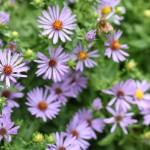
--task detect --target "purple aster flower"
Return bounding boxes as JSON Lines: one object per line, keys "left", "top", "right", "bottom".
{"left": 103, "top": 79, "right": 135, "bottom": 111}
{"left": 98, "top": 0, "right": 120, "bottom": 19}
{"left": 38, "top": 5, "right": 76, "bottom": 44}
{"left": 75, "top": 109, "right": 105, "bottom": 139}
{"left": 65, "top": 71, "right": 87, "bottom": 97}
{"left": 49, "top": 81, "right": 75, "bottom": 106}
{"left": 85, "top": 30, "right": 96, "bottom": 42}
{"left": 0, "top": 11, "right": 9, "bottom": 25}
{"left": 72, "top": 43, "right": 99, "bottom": 72}
{"left": 104, "top": 30, "right": 129, "bottom": 62}
{"left": 0, "top": 106, "right": 12, "bottom": 118}
{"left": 0, "top": 115, "right": 19, "bottom": 142}
{"left": 92, "top": 97, "right": 103, "bottom": 111}
{"left": 0, "top": 50, "right": 28, "bottom": 87}
{"left": 46, "top": 132, "right": 80, "bottom": 150}
{"left": 1, "top": 83, "right": 24, "bottom": 108}
{"left": 66, "top": 115, "right": 93, "bottom": 150}
{"left": 133, "top": 81, "right": 150, "bottom": 109}
{"left": 26, "top": 87, "right": 60, "bottom": 122}
{"left": 35, "top": 46, "right": 69, "bottom": 82}
{"left": 104, "top": 107, "right": 137, "bottom": 134}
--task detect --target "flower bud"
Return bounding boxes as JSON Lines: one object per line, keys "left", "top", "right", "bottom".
{"left": 33, "top": 132, "right": 44, "bottom": 143}
{"left": 92, "top": 98, "right": 102, "bottom": 111}
{"left": 86, "top": 30, "right": 96, "bottom": 42}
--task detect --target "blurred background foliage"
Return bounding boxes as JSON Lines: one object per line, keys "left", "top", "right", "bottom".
{"left": 0, "top": 0, "right": 150, "bottom": 149}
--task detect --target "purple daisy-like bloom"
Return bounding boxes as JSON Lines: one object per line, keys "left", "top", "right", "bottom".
{"left": 0, "top": 114, "right": 19, "bottom": 142}
{"left": 0, "top": 11, "right": 9, "bottom": 25}
{"left": 35, "top": 46, "right": 69, "bottom": 82}
{"left": 72, "top": 43, "right": 99, "bottom": 72}
{"left": 66, "top": 115, "right": 93, "bottom": 150}
{"left": 0, "top": 50, "right": 28, "bottom": 87}
{"left": 38, "top": 5, "right": 76, "bottom": 44}
{"left": 104, "top": 30, "right": 129, "bottom": 62}
{"left": 75, "top": 109, "right": 105, "bottom": 139}
{"left": 49, "top": 81, "right": 74, "bottom": 106}
{"left": 103, "top": 79, "right": 136, "bottom": 111}
{"left": 104, "top": 107, "right": 137, "bottom": 134}
{"left": 92, "top": 97, "right": 103, "bottom": 111}
{"left": 46, "top": 132, "right": 80, "bottom": 150}
{"left": 133, "top": 81, "right": 150, "bottom": 109}
{"left": 65, "top": 71, "right": 88, "bottom": 97}
{"left": 1, "top": 83, "right": 24, "bottom": 108}
{"left": 98, "top": 0, "right": 120, "bottom": 19}
{"left": 85, "top": 30, "right": 96, "bottom": 42}
{"left": 26, "top": 87, "right": 60, "bottom": 122}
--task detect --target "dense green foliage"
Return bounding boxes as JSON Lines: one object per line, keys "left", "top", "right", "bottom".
{"left": 0, "top": 0, "right": 150, "bottom": 149}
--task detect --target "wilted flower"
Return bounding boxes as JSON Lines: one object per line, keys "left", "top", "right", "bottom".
{"left": 1, "top": 83, "right": 24, "bottom": 108}
{"left": 0, "top": 115, "right": 19, "bottom": 142}
{"left": 133, "top": 81, "right": 150, "bottom": 109}
{"left": 92, "top": 97, "right": 103, "bottom": 111}
{"left": 46, "top": 132, "right": 80, "bottom": 150}
{"left": 0, "top": 50, "right": 28, "bottom": 87}
{"left": 104, "top": 30, "right": 129, "bottom": 62}
{"left": 86, "top": 30, "right": 96, "bottom": 42}
{"left": 26, "top": 87, "right": 60, "bottom": 122}
{"left": 35, "top": 46, "right": 69, "bottom": 82}
{"left": 72, "top": 43, "right": 99, "bottom": 71}
{"left": 7, "top": 42, "right": 17, "bottom": 52}
{"left": 104, "top": 107, "right": 137, "bottom": 134}
{"left": 103, "top": 80, "right": 136, "bottom": 111}
{"left": 38, "top": 5, "right": 76, "bottom": 44}
{"left": 0, "top": 11, "right": 9, "bottom": 25}
{"left": 65, "top": 71, "right": 87, "bottom": 97}
{"left": 66, "top": 115, "right": 93, "bottom": 150}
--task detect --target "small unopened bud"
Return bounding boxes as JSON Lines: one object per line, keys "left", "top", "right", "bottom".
{"left": 24, "top": 49, "right": 35, "bottom": 59}
{"left": 46, "top": 134, "right": 55, "bottom": 144}
{"left": 33, "top": 132, "right": 44, "bottom": 143}
{"left": 144, "top": 10, "right": 150, "bottom": 17}
{"left": 86, "top": 30, "right": 96, "bottom": 42}
{"left": 67, "top": 59, "right": 76, "bottom": 69}
{"left": 143, "top": 131, "right": 150, "bottom": 140}
{"left": 126, "top": 60, "right": 136, "bottom": 70}
{"left": 12, "top": 31, "right": 19, "bottom": 37}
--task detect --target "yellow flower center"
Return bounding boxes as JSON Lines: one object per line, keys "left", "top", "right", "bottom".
{"left": 135, "top": 89, "right": 144, "bottom": 100}
{"left": 111, "top": 40, "right": 121, "bottom": 50}
{"left": 52, "top": 20, "right": 63, "bottom": 30}
{"left": 78, "top": 51, "right": 88, "bottom": 60}
{"left": 101, "top": 6, "right": 112, "bottom": 15}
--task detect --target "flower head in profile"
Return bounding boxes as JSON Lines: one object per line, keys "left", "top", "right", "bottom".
{"left": 103, "top": 80, "right": 135, "bottom": 111}
{"left": 65, "top": 71, "right": 87, "bottom": 97}
{"left": 75, "top": 109, "right": 105, "bottom": 139}
{"left": 38, "top": 5, "right": 76, "bottom": 44}
{"left": 0, "top": 11, "right": 9, "bottom": 26}
{"left": 104, "top": 107, "right": 137, "bottom": 134}
{"left": 72, "top": 43, "right": 99, "bottom": 72}
{"left": 35, "top": 46, "right": 69, "bottom": 82}
{"left": 46, "top": 132, "right": 80, "bottom": 150}
{"left": 49, "top": 81, "right": 74, "bottom": 106}
{"left": 104, "top": 30, "right": 129, "bottom": 62}
{"left": 26, "top": 87, "right": 60, "bottom": 122}
{"left": 133, "top": 81, "right": 150, "bottom": 109}
{"left": 98, "top": 0, "right": 120, "bottom": 19}
{"left": 0, "top": 114, "right": 19, "bottom": 142}
{"left": 66, "top": 115, "right": 93, "bottom": 150}
{"left": 92, "top": 97, "right": 103, "bottom": 111}
{"left": 0, "top": 50, "right": 28, "bottom": 87}
{"left": 1, "top": 83, "right": 24, "bottom": 108}
{"left": 141, "top": 108, "right": 150, "bottom": 125}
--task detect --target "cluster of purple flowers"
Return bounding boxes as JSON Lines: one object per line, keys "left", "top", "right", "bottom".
{"left": 47, "top": 98, "right": 104, "bottom": 150}
{"left": 103, "top": 80, "right": 150, "bottom": 133}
